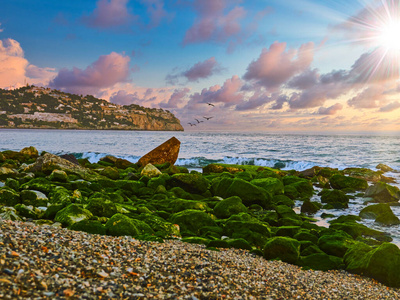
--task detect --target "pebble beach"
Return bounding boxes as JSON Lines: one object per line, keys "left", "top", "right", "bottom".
{"left": 1, "top": 219, "right": 399, "bottom": 299}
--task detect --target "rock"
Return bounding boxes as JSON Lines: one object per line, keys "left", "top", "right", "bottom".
{"left": 0, "top": 188, "right": 20, "bottom": 206}
{"left": 329, "top": 174, "right": 368, "bottom": 191}
{"left": 19, "top": 146, "right": 39, "bottom": 158}
{"left": 86, "top": 198, "right": 118, "bottom": 218}
{"left": 168, "top": 173, "right": 210, "bottom": 194}
{"left": 224, "top": 217, "right": 271, "bottom": 248}
{"left": 273, "top": 195, "right": 294, "bottom": 207}
{"left": 5, "top": 178, "right": 19, "bottom": 191}
{"left": 375, "top": 211, "right": 400, "bottom": 226}
{"left": 300, "top": 253, "right": 343, "bottom": 271}
{"left": 59, "top": 154, "right": 80, "bottom": 165}
{"left": 0, "top": 207, "right": 21, "bottom": 221}
{"left": 293, "top": 230, "right": 319, "bottom": 244}
{"left": 344, "top": 242, "right": 400, "bottom": 287}
{"left": 283, "top": 176, "right": 314, "bottom": 199}
{"left": 169, "top": 209, "right": 216, "bottom": 236}
{"left": 105, "top": 214, "right": 140, "bottom": 237}
{"left": 319, "top": 189, "right": 349, "bottom": 208}
{"left": 20, "top": 190, "right": 48, "bottom": 207}
{"left": 49, "top": 169, "right": 68, "bottom": 182}
{"left": 301, "top": 199, "right": 321, "bottom": 214}
{"left": 212, "top": 177, "right": 272, "bottom": 209}
{"left": 49, "top": 186, "right": 72, "bottom": 205}
{"left": 226, "top": 238, "right": 253, "bottom": 250}
{"left": 275, "top": 205, "right": 301, "bottom": 220}
{"left": 0, "top": 167, "right": 18, "bottom": 180}
{"left": 360, "top": 203, "right": 393, "bottom": 219}
{"left": 135, "top": 213, "right": 180, "bottom": 238}
{"left": 15, "top": 204, "right": 39, "bottom": 219}
{"left": 250, "top": 178, "right": 284, "bottom": 195}
{"left": 376, "top": 164, "right": 394, "bottom": 172}
{"left": 169, "top": 199, "right": 210, "bottom": 213}
{"left": 141, "top": 164, "right": 162, "bottom": 178}
{"left": 54, "top": 204, "right": 93, "bottom": 227}
{"left": 25, "top": 153, "right": 102, "bottom": 181}
{"left": 69, "top": 220, "right": 106, "bottom": 235}
{"left": 263, "top": 237, "right": 301, "bottom": 264}
{"left": 343, "top": 168, "right": 384, "bottom": 182}
{"left": 213, "top": 196, "right": 248, "bottom": 219}
{"left": 100, "top": 166, "right": 120, "bottom": 180}
{"left": 137, "top": 137, "right": 180, "bottom": 167}
{"left": 318, "top": 231, "right": 354, "bottom": 257}
{"left": 364, "top": 182, "right": 400, "bottom": 203}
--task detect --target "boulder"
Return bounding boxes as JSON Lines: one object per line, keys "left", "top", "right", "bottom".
{"left": 100, "top": 166, "right": 120, "bottom": 180}
{"left": 141, "top": 164, "right": 162, "bottom": 178}
{"left": 213, "top": 196, "right": 248, "bottom": 219}
{"left": 263, "top": 237, "right": 301, "bottom": 264}
{"left": 0, "top": 188, "right": 20, "bottom": 206}
{"left": 49, "top": 186, "right": 72, "bottom": 205}
{"left": 135, "top": 213, "right": 180, "bottom": 238}
{"left": 0, "top": 167, "right": 18, "bottom": 180}
{"left": 224, "top": 218, "right": 271, "bottom": 248}
{"left": 49, "top": 169, "right": 69, "bottom": 182}
{"left": 250, "top": 178, "right": 284, "bottom": 195}
{"left": 168, "top": 173, "right": 210, "bottom": 194}
{"left": 344, "top": 242, "right": 400, "bottom": 287}
{"left": 0, "top": 207, "right": 21, "bottom": 221}
{"left": 86, "top": 197, "right": 118, "bottom": 218}
{"left": 320, "top": 189, "right": 349, "bottom": 208}
{"left": 329, "top": 174, "right": 368, "bottom": 191}
{"left": 300, "top": 253, "right": 343, "bottom": 271}
{"left": 20, "top": 190, "right": 48, "bottom": 207}
{"left": 59, "top": 154, "right": 80, "bottom": 165}
{"left": 376, "top": 164, "right": 394, "bottom": 173}
{"left": 169, "top": 209, "right": 216, "bottom": 236}
{"left": 105, "top": 213, "right": 140, "bottom": 237}
{"left": 19, "top": 146, "right": 39, "bottom": 158}
{"left": 25, "top": 152, "right": 102, "bottom": 181}
{"left": 375, "top": 211, "right": 400, "bottom": 226}
{"left": 69, "top": 220, "right": 107, "bottom": 235}
{"left": 137, "top": 137, "right": 180, "bottom": 167}
{"left": 301, "top": 199, "right": 321, "bottom": 214}
{"left": 318, "top": 231, "right": 354, "bottom": 257}
{"left": 54, "top": 204, "right": 93, "bottom": 227}
{"left": 212, "top": 177, "right": 272, "bottom": 208}
{"left": 360, "top": 203, "right": 394, "bottom": 220}
{"left": 364, "top": 182, "right": 400, "bottom": 203}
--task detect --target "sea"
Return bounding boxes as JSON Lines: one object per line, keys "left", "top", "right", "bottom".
{"left": 1, "top": 129, "right": 400, "bottom": 245}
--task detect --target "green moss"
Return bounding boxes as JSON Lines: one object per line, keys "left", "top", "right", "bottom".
{"left": 54, "top": 204, "right": 93, "bottom": 227}
{"left": 300, "top": 253, "right": 343, "bottom": 271}
{"left": 263, "top": 236, "right": 301, "bottom": 264}
{"left": 364, "top": 182, "right": 400, "bottom": 203}
{"left": 329, "top": 174, "right": 368, "bottom": 191}
{"left": 320, "top": 189, "right": 349, "bottom": 208}
{"left": 213, "top": 196, "right": 248, "bottom": 219}
{"left": 69, "top": 219, "right": 107, "bottom": 235}
{"left": 49, "top": 169, "right": 68, "bottom": 182}
{"left": 318, "top": 230, "right": 355, "bottom": 257}
{"left": 169, "top": 209, "right": 216, "bottom": 236}
{"left": 86, "top": 197, "right": 117, "bottom": 218}
{"left": 0, "top": 188, "right": 20, "bottom": 206}
{"left": 301, "top": 199, "right": 321, "bottom": 214}
{"left": 105, "top": 213, "right": 140, "bottom": 237}
{"left": 250, "top": 178, "right": 284, "bottom": 195}
{"left": 168, "top": 173, "right": 210, "bottom": 194}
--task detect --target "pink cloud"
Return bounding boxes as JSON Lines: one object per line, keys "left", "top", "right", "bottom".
{"left": 159, "top": 88, "right": 190, "bottom": 109}
{"left": 82, "top": 0, "right": 137, "bottom": 29}
{"left": 182, "top": 0, "right": 246, "bottom": 45}
{"left": 243, "top": 42, "right": 314, "bottom": 90}
{"left": 49, "top": 52, "right": 130, "bottom": 95}
{"left": 317, "top": 103, "right": 343, "bottom": 115}
{"left": 141, "top": 0, "right": 173, "bottom": 28}
{"left": 380, "top": 101, "right": 400, "bottom": 112}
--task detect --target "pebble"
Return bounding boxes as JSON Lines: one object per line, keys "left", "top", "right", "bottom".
{"left": 0, "top": 219, "right": 399, "bottom": 299}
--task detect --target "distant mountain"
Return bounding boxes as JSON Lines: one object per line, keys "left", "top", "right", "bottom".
{"left": 0, "top": 86, "right": 184, "bottom": 131}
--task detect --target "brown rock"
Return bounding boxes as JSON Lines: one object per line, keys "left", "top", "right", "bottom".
{"left": 138, "top": 137, "right": 181, "bottom": 167}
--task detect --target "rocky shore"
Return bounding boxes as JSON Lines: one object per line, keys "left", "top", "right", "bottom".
{"left": 1, "top": 145, "right": 400, "bottom": 297}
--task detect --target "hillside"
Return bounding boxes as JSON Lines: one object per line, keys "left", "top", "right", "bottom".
{"left": 0, "top": 86, "right": 184, "bottom": 131}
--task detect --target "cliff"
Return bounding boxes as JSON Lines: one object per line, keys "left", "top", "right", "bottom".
{"left": 0, "top": 86, "right": 184, "bottom": 131}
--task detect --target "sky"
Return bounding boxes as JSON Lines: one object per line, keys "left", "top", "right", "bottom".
{"left": 1, "top": 0, "right": 400, "bottom": 132}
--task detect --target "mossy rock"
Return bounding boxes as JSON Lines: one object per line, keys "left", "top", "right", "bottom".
{"left": 300, "top": 199, "right": 321, "bottom": 214}
{"left": 263, "top": 236, "right": 301, "bottom": 264}
{"left": 168, "top": 187, "right": 194, "bottom": 200}
{"left": 48, "top": 186, "right": 72, "bottom": 205}
{"left": 168, "top": 173, "right": 210, "bottom": 194}
{"left": 359, "top": 203, "right": 393, "bottom": 220}
{"left": 300, "top": 253, "right": 344, "bottom": 271}
{"left": 213, "top": 196, "right": 248, "bottom": 219}
{"left": 181, "top": 236, "right": 209, "bottom": 245}
{"left": 329, "top": 174, "right": 368, "bottom": 191}
{"left": 234, "top": 171, "right": 254, "bottom": 181}
{"left": 86, "top": 197, "right": 118, "bottom": 218}
{"left": 20, "top": 178, "right": 55, "bottom": 194}
{"left": 320, "top": 189, "right": 349, "bottom": 208}
{"left": 212, "top": 177, "right": 272, "bottom": 208}
{"left": 49, "top": 169, "right": 68, "bottom": 182}
{"left": 223, "top": 219, "right": 271, "bottom": 248}
{"left": 318, "top": 231, "right": 355, "bottom": 257}
{"left": 375, "top": 211, "right": 400, "bottom": 226}
{"left": 0, "top": 167, "right": 18, "bottom": 180}
{"left": 364, "top": 182, "right": 400, "bottom": 203}
{"left": 287, "top": 181, "right": 314, "bottom": 199}
{"left": 275, "top": 205, "right": 301, "bottom": 220}
{"left": 15, "top": 204, "right": 39, "bottom": 219}
{"left": 301, "top": 244, "right": 324, "bottom": 256}
{"left": 55, "top": 204, "right": 93, "bottom": 227}
{"left": 207, "top": 239, "right": 229, "bottom": 248}
{"left": 226, "top": 238, "right": 253, "bottom": 250}
{"left": 169, "top": 199, "right": 210, "bottom": 213}
{"left": 69, "top": 219, "right": 107, "bottom": 235}
{"left": 43, "top": 203, "right": 67, "bottom": 220}
{"left": 5, "top": 178, "right": 19, "bottom": 191}
{"left": 169, "top": 209, "right": 216, "bottom": 236}
{"left": 116, "top": 180, "right": 145, "bottom": 195}
{"left": 293, "top": 231, "right": 319, "bottom": 244}
{"left": 147, "top": 174, "right": 169, "bottom": 190}
{"left": 277, "top": 217, "right": 303, "bottom": 227}
{"left": 273, "top": 195, "right": 294, "bottom": 207}
{"left": 283, "top": 185, "right": 299, "bottom": 200}
{"left": 20, "top": 190, "right": 48, "bottom": 207}
{"left": 131, "top": 219, "right": 154, "bottom": 235}
{"left": 344, "top": 242, "right": 400, "bottom": 287}
{"left": 105, "top": 213, "right": 140, "bottom": 237}
{"left": 0, "top": 188, "right": 20, "bottom": 206}
{"left": 275, "top": 226, "right": 301, "bottom": 238}
{"left": 135, "top": 213, "right": 180, "bottom": 238}
{"left": 250, "top": 178, "right": 284, "bottom": 195}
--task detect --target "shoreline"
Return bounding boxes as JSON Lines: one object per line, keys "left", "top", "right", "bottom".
{"left": 1, "top": 218, "right": 399, "bottom": 299}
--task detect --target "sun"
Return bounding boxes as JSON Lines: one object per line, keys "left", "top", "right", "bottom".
{"left": 377, "top": 21, "right": 400, "bottom": 51}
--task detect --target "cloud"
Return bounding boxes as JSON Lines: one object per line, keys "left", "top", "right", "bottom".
{"left": 166, "top": 57, "right": 223, "bottom": 84}
{"left": 81, "top": 0, "right": 137, "bottom": 29}
{"left": 49, "top": 52, "right": 130, "bottom": 95}
{"left": 182, "top": 0, "right": 246, "bottom": 46}
{"left": 287, "top": 68, "right": 319, "bottom": 90}
{"left": 243, "top": 42, "right": 314, "bottom": 90}
{"left": 0, "top": 23, "right": 3, "bottom": 33}
{"left": 380, "top": 101, "right": 400, "bottom": 112}
{"left": 317, "top": 103, "right": 343, "bottom": 115}
{"left": 0, "top": 38, "right": 56, "bottom": 88}
{"left": 141, "top": 0, "right": 173, "bottom": 28}
{"left": 347, "top": 86, "right": 385, "bottom": 109}
{"left": 159, "top": 88, "right": 190, "bottom": 109}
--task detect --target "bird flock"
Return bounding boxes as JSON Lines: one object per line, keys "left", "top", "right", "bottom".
{"left": 188, "top": 102, "right": 214, "bottom": 127}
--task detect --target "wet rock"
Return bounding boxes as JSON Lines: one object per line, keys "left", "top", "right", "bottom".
{"left": 0, "top": 188, "right": 20, "bottom": 206}
{"left": 60, "top": 154, "right": 80, "bottom": 165}
{"left": 263, "top": 236, "right": 301, "bottom": 264}
{"left": 169, "top": 209, "right": 216, "bottom": 236}
{"left": 49, "top": 169, "right": 68, "bottom": 182}
{"left": 20, "top": 190, "right": 48, "bottom": 207}
{"left": 86, "top": 197, "right": 118, "bottom": 218}
{"left": 213, "top": 196, "right": 247, "bottom": 219}
{"left": 300, "top": 253, "right": 343, "bottom": 271}
{"left": 54, "top": 204, "right": 93, "bottom": 227}
{"left": 141, "top": 163, "right": 162, "bottom": 178}
{"left": 105, "top": 213, "right": 140, "bottom": 237}
{"left": 329, "top": 174, "right": 368, "bottom": 191}
{"left": 0, "top": 167, "right": 18, "bottom": 180}
{"left": 100, "top": 166, "right": 120, "bottom": 180}
{"left": 376, "top": 164, "right": 394, "bottom": 172}
{"left": 360, "top": 203, "right": 394, "bottom": 220}
{"left": 301, "top": 199, "right": 321, "bottom": 214}
{"left": 136, "top": 213, "right": 180, "bottom": 238}
{"left": 318, "top": 230, "right": 354, "bottom": 258}
{"left": 168, "top": 173, "right": 210, "bottom": 194}
{"left": 137, "top": 136, "right": 181, "bottom": 167}
{"left": 20, "top": 146, "right": 39, "bottom": 158}
{"left": 250, "top": 178, "right": 284, "bottom": 195}
{"left": 364, "top": 182, "right": 400, "bottom": 203}
{"left": 320, "top": 189, "right": 349, "bottom": 209}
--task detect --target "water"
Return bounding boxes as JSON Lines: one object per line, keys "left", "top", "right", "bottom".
{"left": 1, "top": 129, "right": 400, "bottom": 244}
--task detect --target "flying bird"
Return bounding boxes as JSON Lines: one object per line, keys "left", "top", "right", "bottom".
{"left": 206, "top": 102, "right": 215, "bottom": 107}
{"left": 195, "top": 119, "right": 204, "bottom": 123}
{"left": 203, "top": 116, "right": 213, "bottom": 120}
{"left": 188, "top": 122, "right": 196, "bottom": 126}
